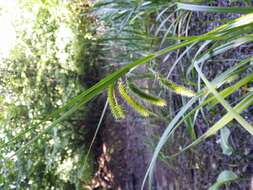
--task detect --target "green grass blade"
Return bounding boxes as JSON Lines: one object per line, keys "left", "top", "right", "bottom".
{"left": 177, "top": 3, "right": 253, "bottom": 14}
{"left": 194, "top": 61, "right": 253, "bottom": 135}
{"left": 210, "top": 71, "right": 253, "bottom": 107}
{"left": 206, "top": 13, "right": 253, "bottom": 35}
{"left": 141, "top": 57, "right": 253, "bottom": 189}
{"left": 170, "top": 92, "right": 253, "bottom": 159}
{"left": 141, "top": 96, "right": 199, "bottom": 190}
{"left": 209, "top": 170, "right": 238, "bottom": 190}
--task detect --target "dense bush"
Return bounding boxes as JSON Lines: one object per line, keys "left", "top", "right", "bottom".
{"left": 0, "top": 0, "right": 96, "bottom": 189}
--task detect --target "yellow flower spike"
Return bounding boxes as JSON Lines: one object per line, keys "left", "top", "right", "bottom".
{"left": 158, "top": 76, "right": 196, "bottom": 97}
{"left": 118, "top": 80, "right": 150, "bottom": 117}
{"left": 107, "top": 84, "right": 125, "bottom": 120}
{"left": 127, "top": 81, "right": 166, "bottom": 107}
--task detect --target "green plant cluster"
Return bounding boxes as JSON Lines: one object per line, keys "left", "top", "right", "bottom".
{"left": 0, "top": 0, "right": 96, "bottom": 189}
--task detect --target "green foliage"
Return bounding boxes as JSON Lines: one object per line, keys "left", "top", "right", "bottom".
{"left": 209, "top": 170, "right": 238, "bottom": 190}
{"left": 1, "top": 0, "right": 253, "bottom": 189}
{"left": 177, "top": 2, "right": 253, "bottom": 13}
{"left": 0, "top": 0, "right": 96, "bottom": 189}
{"left": 92, "top": 2, "right": 253, "bottom": 188}
{"left": 220, "top": 127, "right": 233, "bottom": 156}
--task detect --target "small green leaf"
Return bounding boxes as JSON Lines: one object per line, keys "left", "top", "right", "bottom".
{"left": 209, "top": 170, "right": 238, "bottom": 190}
{"left": 220, "top": 127, "right": 233, "bottom": 156}
{"left": 224, "top": 74, "right": 239, "bottom": 84}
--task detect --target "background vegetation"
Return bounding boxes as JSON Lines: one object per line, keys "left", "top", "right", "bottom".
{"left": 0, "top": 0, "right": 97, "bottom": 189}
